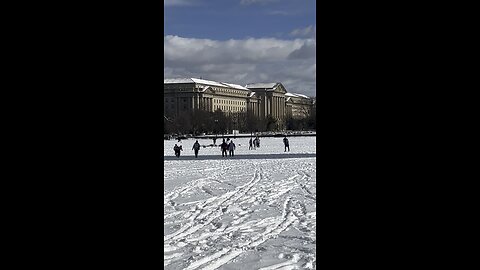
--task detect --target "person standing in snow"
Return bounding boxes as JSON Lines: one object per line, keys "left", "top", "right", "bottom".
{"left": 249, "top": 138, "right": 253, "bottom": 150}
{"left": 220, "top": 139, "right": 228, "bottom": 158}
{"left": 173, "top": 144, "right": 182, "bottom": 158}
{"left": 283, "top": 136, "right": 290, "bottom": 152}
{"left": 228, "top": 140, "right": 236, "bottom": 157}
{"left": 192, "top": 140, "right": 201, "bottom": 158}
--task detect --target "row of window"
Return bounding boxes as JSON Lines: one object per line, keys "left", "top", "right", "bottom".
{"left": 203, "top": 86, "right": 245, "bottom": 96}
{"left": 214, "top": 99, "right": 245, "bottom": 105}
{"left": 165, "top": 98, "right": 247, "bottom": 106}
{"left": 165, "top": 104, "right": 246, "bottom": 112}
{"left": 214, "top": 105, "right": 245, "bottom": 112}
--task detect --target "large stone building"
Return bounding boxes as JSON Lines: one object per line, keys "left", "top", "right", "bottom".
{"left": 164, "top": 78, "right": 314, "bottom": 128}
{"left": 285, "top": 93, "right": 316, "bottom": 119}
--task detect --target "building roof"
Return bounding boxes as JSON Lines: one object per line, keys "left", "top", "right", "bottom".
{"left": 164, "top": 78, "right": 195, "bottom": 84}
{"left": 164, "top": 78, "right": 250, "bottom": 91}
{"left": 294, "top": 93, "right": 310, "bottom": 99}
{"left": 245, "top": 83, "right": 278, "bottom": 89}
{"left": 222, "top": 83, "right": 249, "bottom": 91}
{"left": 285, "top": 93, "right": 311, "bottom": 99}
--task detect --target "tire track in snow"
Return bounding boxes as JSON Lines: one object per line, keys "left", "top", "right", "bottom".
{"left": 294, "top": 170, "right": 315, "bottom": 201}
{"left": 164, "top": 157, "right": 316, "bottom": 270}
{"left": 192, "top": 197, "right": 306, "bottom": 270}
{"left": 164, "top": 168, "right": 263, "bottom": 242}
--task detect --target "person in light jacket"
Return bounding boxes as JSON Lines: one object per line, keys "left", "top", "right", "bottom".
{"left": 228, "top": 140, "right": 236, "bottom": 157}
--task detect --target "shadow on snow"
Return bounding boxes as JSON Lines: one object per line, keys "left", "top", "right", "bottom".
{"left": 163, "top": 153, "right": 316, "bottom": 161}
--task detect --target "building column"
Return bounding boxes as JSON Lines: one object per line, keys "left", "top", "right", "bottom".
{"left": 273, "top": 96, "right": 276, "bottom": 118}
{"left": 278, "top": 97, "right": 281, "bottom": 119}
{"left": 277, "top": 97, "right": 280, "bottom": 127}
{"left": 281, "top": 97, "right": 284, "bottom": 119}
{"left": 276, "top": 96, "right": 279, "bottom": 118}
{"left": 268, "top": 96, "right": 272, "bottom": 116}
{"left": 275, "top": 96, "right": 277, "bottom": 118}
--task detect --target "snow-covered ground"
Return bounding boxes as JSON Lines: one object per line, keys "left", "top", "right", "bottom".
{"left": 164, "top": 137, "right": 316, "bottom": 270}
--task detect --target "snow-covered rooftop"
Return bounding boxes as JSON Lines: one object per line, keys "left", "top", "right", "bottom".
{"left": 164, "top": 78, "right": 251, "bottom": 91}
{"left": 294, "top": 93, "right": 310, "bottom": 99}
{"left": 222, "top": 83, "right": 249, "bottom": 91}
{"left": 285, "top": 93, "right": 311, "bottom": 99}
{"left": 191, "top": 78, "right": 228, "bottom": 88}
{"left": 246, "top": 83, "right": 278, "bottom": 89}
{"left": 164, "top": 78, "right": 195, "bottom": 84}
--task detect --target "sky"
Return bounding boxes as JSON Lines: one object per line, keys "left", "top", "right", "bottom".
{"left": 164, "top": 0, "right": 316, "bottom": 97}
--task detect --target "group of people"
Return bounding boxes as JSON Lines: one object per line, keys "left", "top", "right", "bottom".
{"left": 174, "top": 140, "right": 203, "bottom": 158}
{"left": 173, "top": 144, "right": 183, "bottom": 157}
{"left": 248, "top": 136, "right": 261, "bottom": 150}
{"left": 220, "top": 139, "right": 236, "bottom": 157}
{"left": 172, "top": 136, "right": 290, "bottom": 158}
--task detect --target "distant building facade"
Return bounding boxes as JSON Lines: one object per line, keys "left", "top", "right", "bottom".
{"left": 285, "top": 93, "right": 316, "bottom": 119}
{"left": 164, "top": 78, "right": 314, "bottom": 128}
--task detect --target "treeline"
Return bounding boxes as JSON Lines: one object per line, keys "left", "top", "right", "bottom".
{"left": 285, "top": 106, "right": 316, "bottom": 131}
{"left": 164, "top": 108, "right": 316, "bottom": 135}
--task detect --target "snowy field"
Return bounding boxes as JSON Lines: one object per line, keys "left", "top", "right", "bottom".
{"left": 164, "top": 137, "right": 316, "bottom": 270}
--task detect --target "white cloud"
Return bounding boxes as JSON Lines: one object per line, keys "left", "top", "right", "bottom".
{"left": 164, "top": 35, "right": 316, "bottom": 97}
{"left": 290, "top": 25, "right": 316, "bottom": 39}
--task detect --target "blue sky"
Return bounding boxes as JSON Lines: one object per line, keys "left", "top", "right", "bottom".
{"left": 165, "top": 0, "right": 316, "bottom": 40}
{"left": 164, "top": 0, "right": 316, "bottom": 97}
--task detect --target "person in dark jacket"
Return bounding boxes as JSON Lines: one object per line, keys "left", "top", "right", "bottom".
{"left": 249, "top": 138, "right": 253, "bottom": 150}
{"left": 283, "top": 136, "right": 290, "bottom": 152}
{"left": 174, "top": 144, "right": 182, "bottom": 158}
{"left": 220, "top": 139, "right": 228, "bottom": 157}
{"left": 192, "top": 140, "right": 201, "bottom": 158}
{"left": 228, "top": 140, "right": 236, "bottom": 157}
